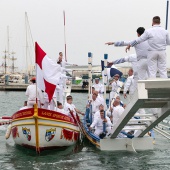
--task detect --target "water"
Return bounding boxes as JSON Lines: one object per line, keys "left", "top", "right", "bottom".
{"left": 0, "top": 91, "right": 170, "bottom": 170}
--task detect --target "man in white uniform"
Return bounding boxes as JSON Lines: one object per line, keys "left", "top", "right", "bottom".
{"left": 108, "top": 54, "right": 138, "bottom": 90}
{"left": 64, "top": 95, "right": 83, "bottom": 117}
{"left": 127, "top": 16, "right": 170, "bottom": 78}
{"left": 93, "top": 90, "right": 105, "bottom": 108}
{"left": 108, "top": 99, "right": 124, "bottom": 125}
{"left": 106, "top": 27, "right": 149, "bottom": 80}
{"left": 43, "top": 92, "right": 56, "bottom": 111}
{"left": 89, "top": 110, "right": 112, "bottom": 136}
{"left": 56, "top": 102, "right": 66, "bottom": 115}
{"left": 57, "top": 52, "right": 77, "bottom": 103}
{"left": 94, "top": 104, "right": 105, "bottom": 119}
{"left": 55, "top": 74, "right": 67, "bottom": 105}
{"left": 88, "top": 92, "right": 103, "bottom": 121}
{"left": 26, "top": 77, "right": 44, "bottom": 108}
{"left": 92, "top": 78, "right": 104, "bottom": 97}
{"left": 57, "top": 52, "right": 77, "bottom": 69}
{"left": 110, "top": 74, "right": 122, "bottom": 102}
{"left": 123, "top": 69, "right": 135, "bottom": 99}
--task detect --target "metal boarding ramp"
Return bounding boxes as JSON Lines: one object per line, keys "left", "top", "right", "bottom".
{"left": 111, "top": 79, "right": 170, "bottom": 138}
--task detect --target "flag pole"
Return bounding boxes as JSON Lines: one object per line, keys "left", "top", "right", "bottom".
{"left": 88, "top": 52, "right": 93, "bottom": 124}
{"left": 35, "top": 42, "right": 38, "bottom": 104}
{"left": 103, "top": 54, "right": 108, "bottom": 133}
{"left": 63, "top": 11, "right": 67, "bottom": 62}
{"left": 166, "top": 0, "right": 169, "bottom": 30}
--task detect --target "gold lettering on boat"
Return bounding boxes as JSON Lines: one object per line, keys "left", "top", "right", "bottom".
{"left": 42, "top": 112, "right": 52, "bottom": 117}
{"left": 52, "top": 114, "right": 64, "bottom": 119}
{"left": 22, "top": 111, "right": 32, "bottom": 116}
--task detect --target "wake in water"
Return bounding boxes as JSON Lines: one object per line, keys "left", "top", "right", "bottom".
{"left": 0, "top": 125, "right": 7, "bottom": 131}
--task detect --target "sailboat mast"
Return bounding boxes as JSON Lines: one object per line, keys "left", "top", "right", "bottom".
{"left": 25, "top": 12, "right": 29, "bottom": 75}
{"left": 7, "top": 26, "right": 10, "bottom": 73}
{"left": 4, "top": 50, "right": 7, "bottom": 74}
{"left": 11, "top": 52, "right": 16, "bottom": 74}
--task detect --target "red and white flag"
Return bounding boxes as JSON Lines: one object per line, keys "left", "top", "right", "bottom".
{"left": 35, "top": 42, "right": 61, "bottom": 102}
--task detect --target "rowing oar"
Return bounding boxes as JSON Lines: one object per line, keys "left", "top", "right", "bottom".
{"left": 68, "top": 109, "right": 84, "bottom": 134}
{"left": 0, "top": 116, "right": 12, "bottom": 119}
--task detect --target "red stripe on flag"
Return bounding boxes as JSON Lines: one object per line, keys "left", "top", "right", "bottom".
{"left": 44, "top": 79, "right": 56, "bottom": 102}
{"left": 35, "top": 42, "right": 46, "bottom": 69}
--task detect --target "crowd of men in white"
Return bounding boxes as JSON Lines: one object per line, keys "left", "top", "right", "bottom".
{"left": 22, "top": 16, "right": 169, "bottom": 138}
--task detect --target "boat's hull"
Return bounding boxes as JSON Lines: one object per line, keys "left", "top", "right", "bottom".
{"left": 81, "top": 108, "right": 153, "bottom": 152}
{"left": 80, "top": 109, "right": 100, "bottom": 148}
{"left": 11, "top": 108, "right": 80, "bottom": 152}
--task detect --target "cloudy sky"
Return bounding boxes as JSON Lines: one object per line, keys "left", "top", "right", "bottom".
{"left": 0, "top": 0, "right": 170, "bottom": 71}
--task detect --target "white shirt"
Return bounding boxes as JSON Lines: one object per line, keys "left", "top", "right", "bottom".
{"left": 111, "top": 80, "right": 121, "bottom": 92}
{"left": 64, "top": 102, "right": 76, "bottom": 116}
{"left": 131, "top": 25, "right": 170, "bottom": 51}
{"left": 92, "top": 83, "right": 104, "bottom": 94}
{"left": 90, "top": 116, "right": 112, "bottom": 130}
{"left": 111, "top": 105, "right": 124, "bottom": 126}
{"left": 96, "top": 96, "right": 105, "bottom": 107}
{"left": 124, "top": 54, "right": 138, "bottom": 80}
{"left": 19, "top": 106, "right": 28, "bottom": 110}
{"left": 25, "top": 84, "right": 44, "bottom": 103}
{"left": 114, "top": 40, "right": 149, "bottom": 61}
{"left": 56, "top": 108, "right": 67, "bottom": 115}
{"left": 123, "top": 75, "right": 135, "bottom": 95}
{"left": 91, "top": 99, "right": 101, "bottom": 114}
{"left": 94, "top": 110, "right": 100, "bottom": 119}
{"left": 60, "top": 60, "right": 73, "bottom": 68}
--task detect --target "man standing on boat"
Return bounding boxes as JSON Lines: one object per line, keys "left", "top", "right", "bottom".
{"left": 123, "top": 68, "right": 135, "bottom": 99}
{"left": 92, "top": 78, "right": 104, "bottom": 97}
{"left": 87, "top": 92, "right": 103, "bottom": 121}
{"left": 126, "top": 16, "right": 170, "bottom": 78}
{"left": 43, "top": 92, "right": 56, "bottom": 110}
{"left": 57, "top": 52, "right": 77, "bottom": 104}
{"left": 56, "top": 74, "right": 68, "bottom": 105}
{"left": 110, "top": 74, "right": 121, "bottom": 102}
{"left": 57, "top": 52, "right": 78, "bottom": 68}
{"left": 26, "top": 77, "right": 44, "bottom": 108}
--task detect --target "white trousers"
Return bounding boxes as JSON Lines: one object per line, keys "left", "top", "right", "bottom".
{"left": 137, "top": 59, "right": 149, "bottom": 80}
{"left": 147, "top": 51, "right": 167, "bottom": 78}
{"left": 27, "top": 100, "right": 41, "bottom": 108}
{"left": 56, "top": 85, "right": 64, "bottom": 105}
{"left": 110, "top": 91, "right": 119, "bottom": 101}
{"left": 44, "top": 98, "right": 55, "bottom": 111}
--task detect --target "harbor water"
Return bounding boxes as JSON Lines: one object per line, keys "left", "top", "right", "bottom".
{"left": 0, "top": 91, "right": 170, "bottom": 170}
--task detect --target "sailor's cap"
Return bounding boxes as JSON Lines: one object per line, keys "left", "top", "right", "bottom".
{"left": 31, "top": 77, "right": 36, "bottom": 81}
{"left": 95, "top": 78, "right": 100, "bottom": 80}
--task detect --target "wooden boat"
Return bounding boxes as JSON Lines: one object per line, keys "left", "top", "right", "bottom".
{"left": 8, "top": 105, "right": 80, "bottom": 153}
